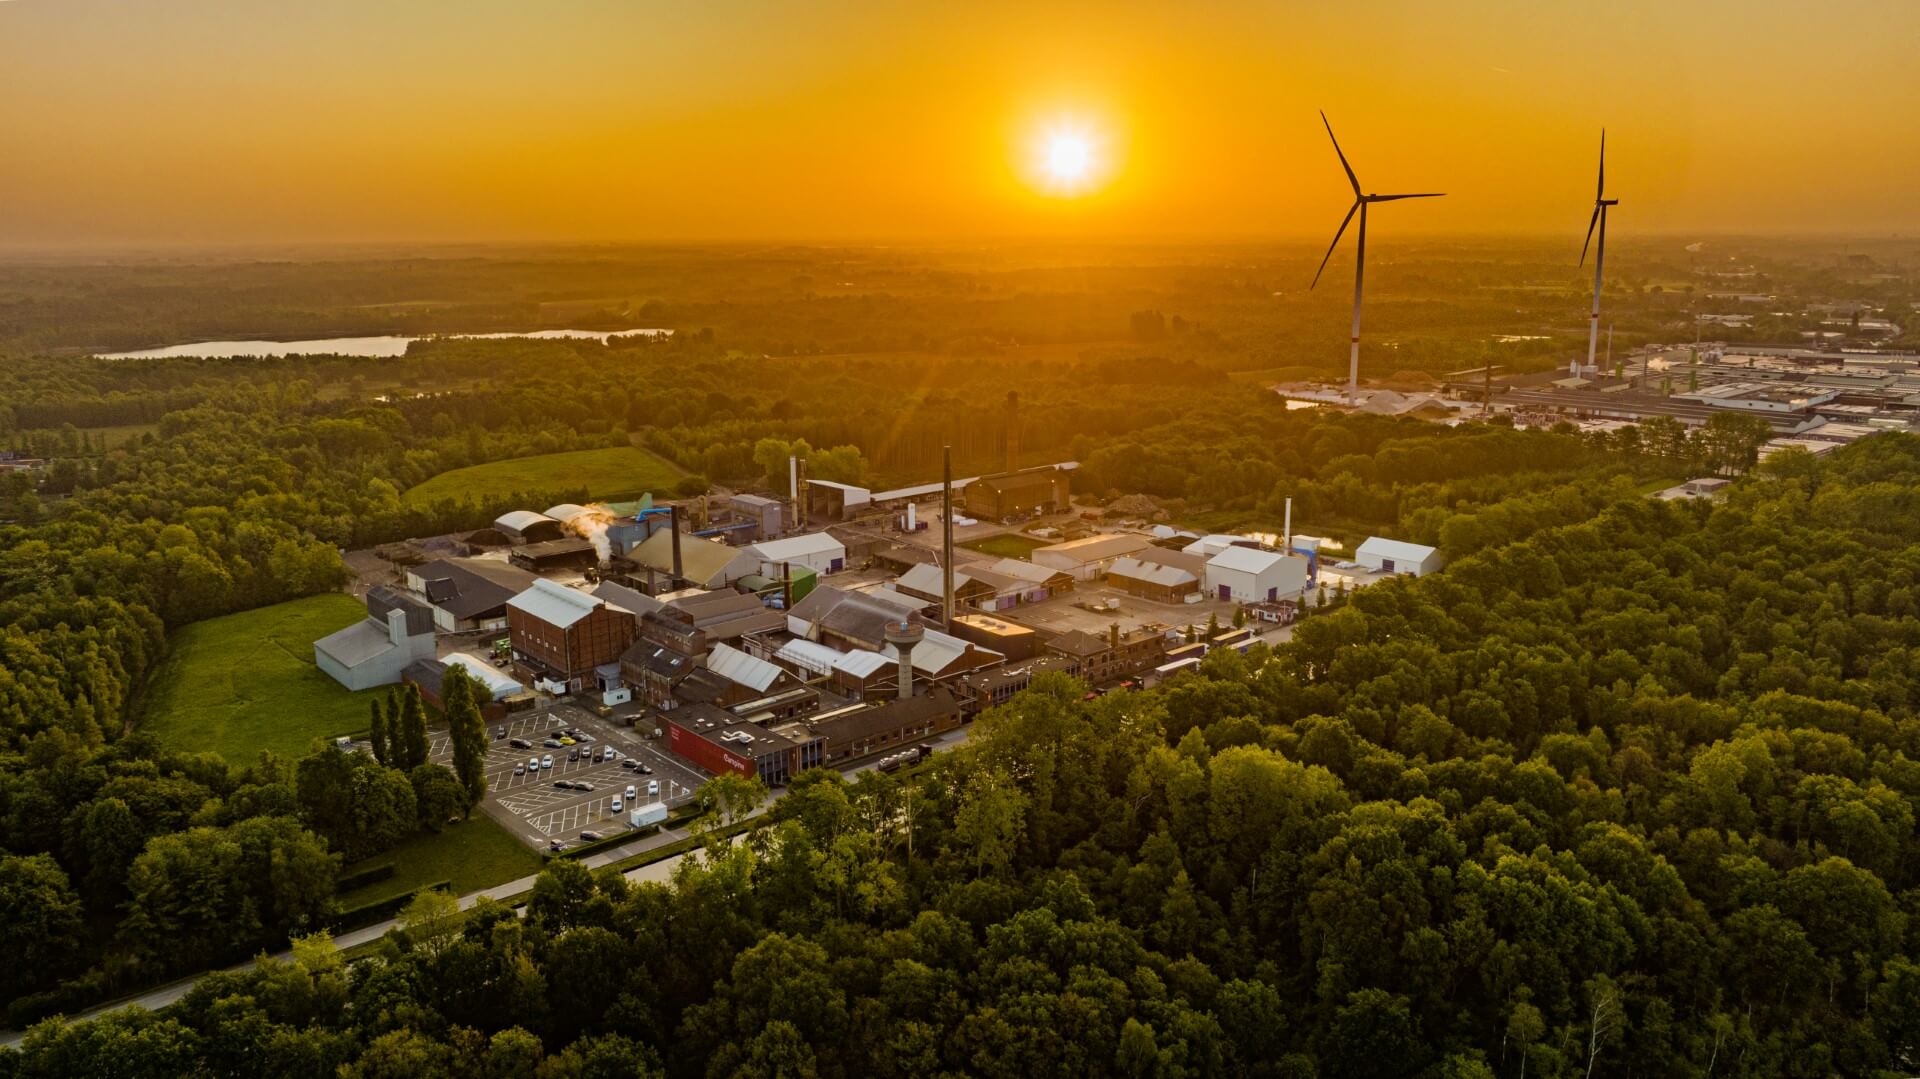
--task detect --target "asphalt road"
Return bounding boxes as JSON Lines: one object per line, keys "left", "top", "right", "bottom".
{"left": 0, "top": 724, "right": 974, "bottom": 1045}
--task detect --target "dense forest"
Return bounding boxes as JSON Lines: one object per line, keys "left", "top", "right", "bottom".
{"left": 2, "top": 416, "right": 1915, "bottom": 1074}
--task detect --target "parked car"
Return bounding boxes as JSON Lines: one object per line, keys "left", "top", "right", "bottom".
{"left": 621, "top": 759, "right": 638, "bottom": 771}
{"left": 509, "top": 738, "right": 532, "bottom": 750}
{"left": 493, "top": 726, "right": 506, "bottom": 740}
{"left": 514, "top": 763, "right": 526, "bottom": 776}
{"left": 637, "top": 763, "right": 653, "bottom": 775}
{"left": 553, "top": 781, "right": 570, "bottom": 789}
{"left": 624, "top": 784, "right": 638, "bottom": 800}
{"left": 610, "top": 797, "right": 623, "bottom": 813}
{"left": 549, "top": 839, "right": 564, "bottom": 853}
{"left": 557, "top": 736, "right": 576, "bottom": 746}
{"left": 568, "top": 748, "right": 580, "bottom": 761}
{"left": 541, "top": 754, "right": 554, "bottom": 769}
{"left": 646, "top": 780, "right": 659, "bottom": 797}
{"left": 543, "top": 738, "right": 562, "bottom": 748}
{"left": 527, "top": 756, "right": 540, "bottom": 772}
{"left": 579, "top": 831, "right": 603, "bottom": 842}
{"left": 574, "top": 781, "right": 595, "bottom": 792}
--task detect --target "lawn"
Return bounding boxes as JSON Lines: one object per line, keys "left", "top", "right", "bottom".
{"left": 142, "top": 594, "right": 384, "bottom": 763}
{"left": 337, "top": 814, "right": 543, "bottom": 907}
{"left": 960, "top": 533, "right": 1048, "bottom": 559}
{"left": 402, "top": 445, "right": 684, "bottom": 507}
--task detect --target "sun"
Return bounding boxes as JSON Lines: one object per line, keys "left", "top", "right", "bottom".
{"left": 1045, "top": 132, "right": 1094, "bottom": 184}
{"left": 1026, "top": 120, "right": 1111, "bottom": 197}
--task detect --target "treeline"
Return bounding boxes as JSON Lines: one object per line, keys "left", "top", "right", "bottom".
{"left": 6, "top": 431, "right": 1917, "bottom": 1074}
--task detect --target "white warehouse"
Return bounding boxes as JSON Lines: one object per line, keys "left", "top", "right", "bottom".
{"left": 1354, "top": 537, "right": 1443, "bottom": 577}
{"left": 1203, "top": 547, "right": 1309, "bottom": 604}
{"left": 746, "top": 532, "right": 847, "bottom": 577}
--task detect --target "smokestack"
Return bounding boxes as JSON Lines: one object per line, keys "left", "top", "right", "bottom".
{"left": 941, "top": 444, "right": 955, "bottom": 633}
{"left": 1283, "top": 497, "right": 1292, "bottom": 553}
{"left": 1005, "top": 391, "right": 1019, "bottom": 474}
{"left": 1109, "top": 622, "right": 1120, "bottom": 651}
{"left": 795, "top": 456, "right": 807, "bottom": 529}
{"left": 669, "top": 504, "right": 684, "bottom": 587}
{"left": 781, "top": 561, "right": 792, "bottom": 611}
{"left": 885, "top": 619, "right": 924, "bottom": 701}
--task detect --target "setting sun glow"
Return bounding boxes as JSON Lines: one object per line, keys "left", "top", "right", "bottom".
{"left": 1028, "top": 122, "right": 1110, "bottom": 198}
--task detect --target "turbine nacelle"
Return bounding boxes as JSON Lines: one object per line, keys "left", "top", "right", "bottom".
{"left": 1310, "top": 112, "right": 1444, "bottom": 289}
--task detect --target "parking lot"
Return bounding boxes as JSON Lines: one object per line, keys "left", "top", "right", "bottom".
{"left": 431, "top": 701, "right": 711, "bottom": 852}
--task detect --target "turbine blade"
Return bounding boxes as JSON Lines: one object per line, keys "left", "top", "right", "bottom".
{"left": 1370, "top": 192, "right": 1445, "bottom": 201}
{"left": 1320, "top": 111, "right": 1361, "bottom": 197}
{"left": 1311, "top": 201, "right": 1360, "bottom": 289}
{"left": 1596, "top": 128, "right": 1606, "bottom": 201}
{"left": 1580, "top": 206, "right": 1600, "bottom": 266}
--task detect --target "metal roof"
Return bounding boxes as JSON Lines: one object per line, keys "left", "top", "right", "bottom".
{"left": 1107, "top": 556, "right": 1197, "bottom": 588}
{"left": 314, "top": 619, "right": 401, "bottom": 668}
{"left": 1206, "top": 546, "right": 1291, "bottom": 575}
{"left": 774, "top": 638, "right": 844, "bottom": 676}
{"left": 443, "top": 652, "right": 526, "bottom": 700}
{"left": 987, "top": 558, "right": 1067, "bottom": 585}
{"left": 494, "top": 509, "right": 556, "bottom": 533}
{"left": 507, "top": 579, "right": 603, "bottom": 628}
{"left": 831, "top": 649, "right": 892, "bottom": 679}
{"left": 1355, "top": 537, "right": 1439, "bottom": 564}
{"left": 705, "top": 643, "right": 785, "bottom": 693}
{"left": 749, "top": 532, "right": 846, "bottom": 562}
{"left": 1033, "top": 533, "right": 1152, "bottom": 563}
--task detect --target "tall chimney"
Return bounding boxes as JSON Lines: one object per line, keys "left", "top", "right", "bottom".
{"left": 781, "top": 561, "right": 792, "bottom": 611}
{"left": 941, "top": 444, "right": 955, "bottom": 633}
{"left": 885, "top": 619, "right": 925, "bottom": 700}
{"left": 794, "top": 456, "right": 807, "bottom": 529}
{"left": 1109, "top": 622, "right": 1120, "bottom": 651}
{"left": 669, "top": 504, "right": 684, "bottom": 587}
{"left": 1283, "top": 497, "right": 1292, "bottom": 553}
{"left": 1005, "top": 391, "right": 1019, "bottom": 474}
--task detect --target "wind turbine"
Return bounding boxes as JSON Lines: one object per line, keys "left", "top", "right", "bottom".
{"left": 1311, "top": 111, "right": 1444, "bottom": 406}
{"left": 1580, "top": 130, "right": 1618, "bottom": 375}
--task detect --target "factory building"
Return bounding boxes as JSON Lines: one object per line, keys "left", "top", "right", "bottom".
{"left": 1203, "top": 547, "right": 1309, "bottom": 604}
{"left": 506, "top": 580, "right": 638, "bottom": 692}
{"left": 728, "top": 493, "right": 785, "bottom": 540}
{"left": 963, "top": 466, "right": 1071, "bottom": 520}
{"left": 405, "top": 558, "right": 541, "bottom": 632}
{"left": 895, "top": 563, "right": 996, "bottom": 611}
{"left": 1043, "top": 625, "right": 1169, "bottom": 686}
{"left": 1353, "top": 537, "right": 1443, "bottom": 577}
{"left": 628, "top": 529, "right": 757, "bottom": 590}
{"left": 745, "top": 532, "right": 847, "bottom": 576}
{"left": 1030, "top": 533, "right": 1154, "bottom": 580}
{"left": 1104, "top": 555, "right": 1200, "bottom": 604}
{"left": 949, "top": 612, "right": 1039, "bottom": 661}
{"left": 313, "top": 587, "right": 438, "bottom": 691}
{"left": 493, "top": 510, "right": 566, "bottom": 545}
{"left": 983, "top": 558, "right": 1075, "bottom": 602}
{"left": 508, "top": 537, "right": 597, "bottom": 573}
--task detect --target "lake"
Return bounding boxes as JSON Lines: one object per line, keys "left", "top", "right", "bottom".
{"left": 97, "top": 328, "right": 672, "bottom": 360}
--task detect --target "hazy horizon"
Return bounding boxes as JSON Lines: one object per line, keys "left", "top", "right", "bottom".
{"left": 6, "top": 0, "right": 1920, "bottom": 248}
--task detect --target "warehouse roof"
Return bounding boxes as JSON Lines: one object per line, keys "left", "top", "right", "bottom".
{"left": 1355, "top": 537, "right": 1439, "bottom": 564}
{"left": 1034, "top": 533, "right": 1152, "bottom": 564}
{"left": 413, "top": 558, "right": 540, "bottom": 619}
{"left": 1131, "top": 547, "right": 1208, "bottom": 577}
{"left": 897, "top": 562, "right": 972, "bottom": 596}
{"left": 543, "top": 503, "right": 591, "bottom": 522}
{"left": 774, "top": 638, "right": 844, "bottom": 677}
{"left": 494, "top": 509, "right": 555, "bottom": 534}
{"left": 590, "top": 580, "right": 664, "bottom": 618}
{"left": 987, "top": 558, "right": 1071, "bottom": 585}
{"left": 1206, "top": 546, "right": 1291, "bottom": 575}
{"left": 314, "top": 620, "right": 402, "bottom": 668}
{"left": 1107, "top": 556, "right": 1198, "bottom": 588}
{"left": 706, "top": 643, "right": 785, "bottom": 693}
{"left": 630, "top": 529, "right": 751, "bottom": 583}
{"left": 830, "top": 649, "right": 892, "bottom": 679}
{"left": 366, "top": 585, "right": 435, "bottom": 636}
{"left": 790, "top": 586, "right": 929, "bottom": 647}
{"left": 443, "top": 653, "right": 526, "bottom": 699}
{"left": 882, "top": 627, "right": 995, "bottom": 677}
{"left": 507, "top": 579, "right": 603, "bottom": 628}
{"left": 749, "top": 532, "right": 846, "bottom": 562}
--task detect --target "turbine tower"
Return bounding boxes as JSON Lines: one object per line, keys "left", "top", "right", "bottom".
{"left": 1312, "top": 111, "right": 1443, "bottom": 406}
{"left": 1581, "top": 130, "right": 1618, "bottom": 375}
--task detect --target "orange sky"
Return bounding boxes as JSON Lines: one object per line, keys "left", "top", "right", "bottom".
{"left": 3, "top": 0, "right": 1918, "bottom": 247}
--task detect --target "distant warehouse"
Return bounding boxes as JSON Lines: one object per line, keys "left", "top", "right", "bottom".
{"left": 1354, "top": 537, "right": 1443, "bottom": 577}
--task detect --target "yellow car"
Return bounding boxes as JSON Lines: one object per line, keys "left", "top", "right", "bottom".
{"left": 557, "top": 736, "right": 576, "bottom": 746}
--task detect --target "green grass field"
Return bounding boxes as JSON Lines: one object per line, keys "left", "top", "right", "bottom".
{"left": 961, "top": 533, "right": 1047, "bottom": 559}
{"left": 143, "top": 594, "right": 384, "bottom": 763}
{"left": 402, "top": 445, "right": 684, "bottom": 506}
{"left": 337, "top": 814, "right": 543, "bottom": 906}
